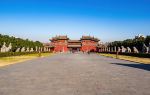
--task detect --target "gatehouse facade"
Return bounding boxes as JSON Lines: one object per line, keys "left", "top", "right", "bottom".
{"left": 44, "top": 35, "right": 100, "bottom": 52}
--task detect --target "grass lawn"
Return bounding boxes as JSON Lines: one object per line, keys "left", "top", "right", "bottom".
{"left": 0, "top": 53, "right": 53, "bottom": 67}
{"left": 99, "top": 53, "right": 150, "bottom": 64}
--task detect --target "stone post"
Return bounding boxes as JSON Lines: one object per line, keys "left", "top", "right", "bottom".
{"left": 44, "top": 47, "right": 46, "bottom": 52}
{"left": 111, "top": 47, "right": 113, "bottom": 52}
{"left": 41, "top": 47, "right": 43, "bottom": 52}
{"left": 104, "top": 48, "right": 106, "bottom": 52}
{"left": 114, "top": 46, "right": 116, "bottom": 52}
{"left": 108, "top": 47, "right": 110, "bottom": 52}
{"left": 149, "top": 42, "right": 150, "bottom": 53}
{"left": 107, "top": 47, "right": 109, "bottom": 52}
{"left": 35, "top": 46, "right": 38, "bottom": 52}
{"left": 146, "top": 47, "right": 149, "bottom": 53}
{"left": 39, "top": 47, "right": 41, "bottom": 52}
{"left": 118, "top": 47, "right": 121, "bottom": 52}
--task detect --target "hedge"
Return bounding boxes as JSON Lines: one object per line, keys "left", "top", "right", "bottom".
{"left": 0, "top": 52, "right": 51, "bottom": 57}
{"left": 99, "top": 52, "right": 150, "bottom": 58}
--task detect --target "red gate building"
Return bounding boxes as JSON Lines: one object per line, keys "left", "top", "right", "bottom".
{"left": 47, "top": 35, "right": 100, "bottom": 52}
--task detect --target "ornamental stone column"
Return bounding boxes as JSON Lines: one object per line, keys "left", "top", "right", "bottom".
{"left": 108, "top": 47, "right": 110, "bottom": 52}
{"left": 114, "top": 46, "right": 116, "bottom": 52}
{"left": 111, "top": 47, "right": 113, "bottom": 52}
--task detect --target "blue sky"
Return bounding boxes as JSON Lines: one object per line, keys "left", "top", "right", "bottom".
{"left": 0, "top": 0, "right": 150, "bottom": 42}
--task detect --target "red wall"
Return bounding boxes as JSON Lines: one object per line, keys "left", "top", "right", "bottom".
{"left": 54, "top": 45, "right": 68, "bottom": 52}
{"left": 52, "top": 40, "right": 68, "bottom": 52}
{"left": 81, "top": 40, "right": 97, "bottom": 52}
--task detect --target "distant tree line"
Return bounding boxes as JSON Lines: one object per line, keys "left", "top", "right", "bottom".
{"left": 0, "top": 34, "right": 43, "bottom": 52}
{"left": 108, "top": 35, "right": 150, "bottom": 52}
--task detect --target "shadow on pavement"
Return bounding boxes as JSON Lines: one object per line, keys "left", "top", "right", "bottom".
{"left": 111, "top": 63, "right": 150, "bottom": 71}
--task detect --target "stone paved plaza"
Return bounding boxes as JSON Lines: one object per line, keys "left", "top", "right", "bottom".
{"left": 0, "top": 53, "right": 150, "bottom": 95}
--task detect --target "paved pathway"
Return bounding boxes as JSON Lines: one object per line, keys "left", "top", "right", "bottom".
{"left": 0, "top": 53, "right": 150, "bottom": 95}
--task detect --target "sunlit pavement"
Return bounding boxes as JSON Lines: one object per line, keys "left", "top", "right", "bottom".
{"left": 0, "top": 53, "right": 150, "bottom": 95}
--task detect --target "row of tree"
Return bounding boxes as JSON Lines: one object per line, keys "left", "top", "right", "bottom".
{"left": 0, "top": 34, "right": 43, "bottom": 52}
{"left": 108, "top": 35, "right": 150, "bottom": 52}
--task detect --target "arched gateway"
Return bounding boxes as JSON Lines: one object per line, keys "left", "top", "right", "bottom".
{"left": 44, "top": 35, "right": 100, "bottom": 53}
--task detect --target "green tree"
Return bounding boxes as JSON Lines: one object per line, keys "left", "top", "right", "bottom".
{"left": 0, "top": 34, "right": 43, "bottom": 52}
